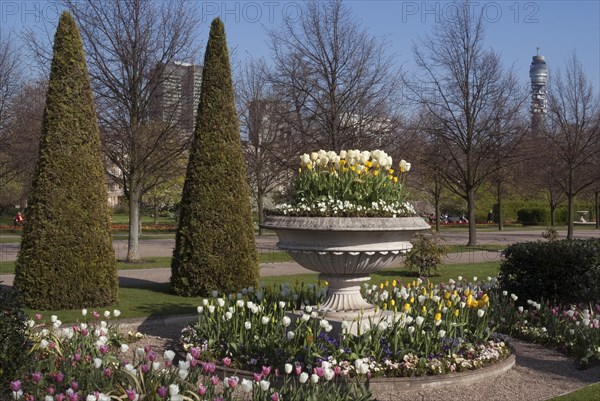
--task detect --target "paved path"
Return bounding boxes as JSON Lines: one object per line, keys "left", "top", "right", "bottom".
{"left": 1, "top": 229, "right": 598, "bottom": 288}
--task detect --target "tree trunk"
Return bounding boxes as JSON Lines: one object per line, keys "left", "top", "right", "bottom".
{"left": 467, "top": 188, "right": 477, "bottom": 246}
{"left": 497, "top": 182, "right": 504, "bottom": 231}
{"left": 595, "top": 191, "right": 599, "bottom": 230}
{"left": 153, "top": 198, "right": 159, "bottom": 226}
{"left": 257, "top": 192, "right": 264, "bottom": 236}
{"left": 434, "top": 195, "right": 441, "bottom": 232}
{"left": 550, "top": 203, "right": 556, "bottom": 227}
{"left": 127, "top": 186, "right": 141, "bottom": 262}
{"left": 566, "top": 192, "right": 574, "bottom": 240}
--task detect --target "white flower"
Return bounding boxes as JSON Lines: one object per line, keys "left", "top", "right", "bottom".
{"left": 408, "top": 326, "right": 415, "bottom": 335}
{"left": 202, "top": 298, "right": 209, "bottom": 306}
{"left": 178, "top": 369, "right": 189, "bottom": 380}
{"left": 301, "top": 313, "right": 310, "bottom": 322}
{"left": 439, "top": 330, "right": 446, "bottom": 338}
{"left": 477, "top": 309, "right": 485, "bottom": 318}
{"left": 311, "top": 373, "right": 319, "bottom": 384}
{"left": 299, "top": 372, "right": 309, "bottom": 384}
{"left": 319, "top": 319, "right": 329, "bottom": 328}
{"left": 104, "top": 311, "right": 111, "bottom": 318}
{"left": 261, "top": 316, "right": 270, "bottom": 325}
{"left": 152, "top": 361, "right": 161, "bottom": 371}
{"left": 51, "top": 315, "right": 58, "bottom": 323}
{"left": 224, "top": 311, "right": 233, "bottom": 320}
{"left": 124, "top": 363, "right": 136, "bottom": 375}
{"left": 511, "top": 294, "right": 518, "bottom": 301}
{"left": 81, "top": 308, "right": 88, "bottom": 316}
{"left": 217, "top": 298, "right": 225, "bottom": 307}
{"left": 164, "top": 350, "right": 176, "bottom": 362}
{"left": 415, "top": 316, "right": 424, "bottom": 326}
{"left": 40, "top": 339, "right": 49, "bottom": 349}
{"left": 473, "top": 276, "right": 478, "bottom": 282}
{"left": 502, "top": 291, "right": 508, "bottom": 296}
{"left": 305, "top": 305, "right": 313, "bottom": 313}
{"left": 260, "top": 380, "right": 270, "bottom": 391}
{"left": 178, "top": 360, "right": 190, "bottom": 371}
{"left": 236, "top": 300, "right": 244, "bottom": 308}
{"left": 94, "top": 358, "right": 103, "bottom": 369}
{"left": 120, "top": 344, "right": 129, "bottom": 353}
{"left": 324, "top": 368, "right": 335, "bottom": 381}
{"left": 245, "top": 321, "right": 252, "bottom": 330}
{"left": 87, "top": 395, "right": 97, "bottom": 401}
{"left": 208, "top": 305, "right": 215, "bottom": 314}
{"left": 197, "top": 306, "right": 204, "bottom": 314}
{"left": 279, "top": 301, "right": 286, "bottom": 309}
{"left": 241, "top": 379, "right": 253, "bottom": 393}
{"left": 282, "top": 316, "right": 291, "bottom": 327}
{"left": 113, "top": 309, "right": 121, "bottom": 317}
{"left": 285, "top": 363, "right": 293, "bottom": 374}
{"left": 169, "top": 384, "right": 180, "bottom": 396}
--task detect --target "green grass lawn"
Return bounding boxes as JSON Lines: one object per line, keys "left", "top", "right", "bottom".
{"left": 23, "top": 261, "right": 500, "bottom": 324}
{"left": 547, "top": 383, "right": 600, "bottom": 401}
{"left": 447, "top": 244, "right": 506, "bottom": 253}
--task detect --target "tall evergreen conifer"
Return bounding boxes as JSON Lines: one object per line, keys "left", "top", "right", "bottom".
{"left": 171, "top": 18, "right": 259, "bottom": 296}
{"left": 14, "top": 12, "right": 118, "bottom": 309}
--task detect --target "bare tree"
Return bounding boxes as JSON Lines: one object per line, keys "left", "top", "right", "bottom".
{"left": 0, "top": 31, "right": 23, "bottom": 183}
{"left": 237, "top": 59, "right": 294, "bottom": 234}
{"left": 404, "top": 1, "right": 526, "bottom": 245}
{"left": 0, "top": 80, "right": 47, "bottom": 209}
{"left": 546, "top": 53, "right": 600, "bottom": 239}
{"left": 267, "top": 0, "right": 402, "bottom": 153}
{"left": 63, "top": 0, "right": 201, "bottom": 261}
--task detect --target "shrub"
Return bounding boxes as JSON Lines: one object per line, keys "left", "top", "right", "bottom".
{"left": 171, "top": 18, "right": 258, "bottom": 296}
{"left": 516, "top": 208, "right": 547, "bottom": 226}
{"left": 0, "top": 289, "right": 31, "bottom": 398}
{"left": 13, "top": 12, "right": 117, "bottom": 309}
{"left": 403, "top": 232, "right": 448, "bottom": 276}
{"left": 498, "top": 239, "right": 600, "bottom": 304}
{"left": 542, "top": 226, "right": 559, "bottom": 241}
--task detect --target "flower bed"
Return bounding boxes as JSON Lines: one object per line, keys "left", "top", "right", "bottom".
{"left": 180, "top": 279, "right": 511, "bottom": 380}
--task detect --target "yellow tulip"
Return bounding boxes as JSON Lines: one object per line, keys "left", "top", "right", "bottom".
{"left": 410, "top": 297, "right": 414, "bottom": 304}
{"left": 385, "top": 280, "right": 389, "bottom": 287}
{"left": 392, "top": 280, "right": 397, "bottom": 287}
{"left": 421, "top": 306, "right": 427, "bottom": 315}
{"left": 481, "top": 294, "right": 489, "bottom": 303}
{"left": 393, "top": 177, "right": 398, "bottom": 183}
{"left": 454, "top": 309, "right": 460, "bottom": 317}
{"left": 434, "top": 313, "right": 442, "bottom": 321}
{"left": 390, "top": 299, "right": 396, "bottom": 306}
{"left": 380, "top": 283, "right": 384, "bottom": 289}
{"left": 403, "top": 303, "right": 411, "bottom": 312}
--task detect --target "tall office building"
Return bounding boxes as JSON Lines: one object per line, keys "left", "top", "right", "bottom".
{"left": 151, "top": 61, "right": 203, "bottom": 133}
{"left": 529, "top": 48, "right": 548, "bottom": 134}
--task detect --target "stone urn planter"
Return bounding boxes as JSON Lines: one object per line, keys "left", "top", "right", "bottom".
{"left": 261, "top": 216, "right": 430, "bottom": 316}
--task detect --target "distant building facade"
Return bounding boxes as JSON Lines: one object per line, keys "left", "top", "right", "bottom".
{"left": 150, "top": 61, "right": 203, "bottom": 134}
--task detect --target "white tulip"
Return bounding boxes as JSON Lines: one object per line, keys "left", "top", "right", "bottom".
{"left": 299, "top": 372, "right": 309, "bottom": 384}
{"left": 241, "top": 379, "right": 253, "bottom": 393}
{"left": 260, "top": 380, "right": 270, "bottom": 391}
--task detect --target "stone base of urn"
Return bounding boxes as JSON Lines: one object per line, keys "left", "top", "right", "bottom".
{"left": 261, "top": 216, "right": 430, "bottom": 320}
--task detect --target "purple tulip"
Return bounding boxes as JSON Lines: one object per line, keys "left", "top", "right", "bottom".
{"left": 126, "top": 389, "right": 138, "bottom": 400}
{"left": 157, "top": 386, "right": 168, "bottom": 398}
{"left": 71, "top": 380, "right": 79, "bottom": 391}
{"left": 262, "top": 365, "right": 271, "bottom": 376}
{"left": 197, "top": 385, "right": 207, "bottom": 395}
{"left": 211, "top": 375, "right": 219, "bottom": 386}
{"left": 55, "top": 371, "right": 65, "bottom": 383}
{"left": 55, "top": 394, "right": 66, "bottom": 401}
{"left": 9, "top": 380, "right": 21, "bottom": 392}
{"left": 222, "top": 356, "right": 231, "bottom": 367}
{"left": 31, "top": 372, "right": 42, "bottom": 383}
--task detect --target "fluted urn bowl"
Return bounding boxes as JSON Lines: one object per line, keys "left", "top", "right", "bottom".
{"left": 261, "top": 216, "right": 430, "bottom": 315}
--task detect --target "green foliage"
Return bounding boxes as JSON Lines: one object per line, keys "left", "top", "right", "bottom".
{"left": 403, "top": 232, "right": 448, "bottom": 276}
{"left": 171, "top": 18, "right": 258, "bottom": 296}
{"left": 0, "top": 289, "right": 31, "bottom": 398}
{"left": 498, "top": 239, "right": 600, "bottom": 304}
{"left": 13, "top": 12, "right": 117, "bottom": 309}
{"left": 517, "top": 208, "right": 548, "bottom": 226}
{"left": 542, "top": 226, "right": 560, "bottom": 241}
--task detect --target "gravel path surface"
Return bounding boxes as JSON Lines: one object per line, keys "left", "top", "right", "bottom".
{"left": 119, "top": 316, "right": 600, "bottom": 401}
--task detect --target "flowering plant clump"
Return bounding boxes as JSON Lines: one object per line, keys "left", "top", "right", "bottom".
{"left": 490, "top": 292, "right": 600, "bottom": 368}
{"left": 180, "top": 278, "right": 511, "bottom": 380}
{"left": 8, "top": 308, "right": 372, "bottom": 401}
{"left": 274, "top": 149, "right": 415, "bottom": 217}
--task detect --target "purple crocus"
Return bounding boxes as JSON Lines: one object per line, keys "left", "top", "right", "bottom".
{"left": 157, "top": 386, "right": 168, "bottom": 398}
{"left": 9, "top": 380, "right": 21, "bottom": 392}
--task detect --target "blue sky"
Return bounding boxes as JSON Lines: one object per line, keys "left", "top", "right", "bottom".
{"left": 2, "top": 0, "right": 599, "bottom": 91}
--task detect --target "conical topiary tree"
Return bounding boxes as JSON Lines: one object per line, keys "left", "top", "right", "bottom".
{"left": 171, "top": 18, "right": 259, "bottom": 296}
{"left": 14, "top": 12, "right": 118, "bottom": 309}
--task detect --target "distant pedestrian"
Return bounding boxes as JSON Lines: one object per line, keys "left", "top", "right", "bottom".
{"left": 14, "top": 211, "right": 24, "bottom": 227}
{"left": 487, "top": 210, "right": 493, "bottom": 224}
